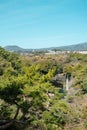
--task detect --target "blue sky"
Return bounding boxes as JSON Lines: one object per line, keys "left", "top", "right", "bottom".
{"left": 0, "top": 0, "right": 87, "bottom": 48}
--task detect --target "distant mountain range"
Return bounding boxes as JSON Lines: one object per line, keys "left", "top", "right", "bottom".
{"left": 57, "top": 42, "right": 87, "bottom": 51}
{"left": 4, "top": 42, "right": 87, "bottom": 53}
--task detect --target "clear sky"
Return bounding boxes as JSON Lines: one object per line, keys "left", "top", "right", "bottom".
{"left": 0, "top": 0, "right": 87, "bottom": 48}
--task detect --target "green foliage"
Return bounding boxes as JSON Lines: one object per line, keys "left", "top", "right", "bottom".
{"left": 0, "top": 77, "right": 24, "bottom": 104}
{"left": 0, "top": 48, "right": 87, "bottom": 130}
{"left": 42, "top": 100, "right": 70, "bottom": 130}
{"left": 81, "top": 78, "right": 87, "bottom": 94}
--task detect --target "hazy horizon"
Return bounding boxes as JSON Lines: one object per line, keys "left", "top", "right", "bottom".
{"left": 1, "top": 42, "right": 87, "bottom": 50}
{"left": 0, "top": 0, "right": 87, "bottom": 48}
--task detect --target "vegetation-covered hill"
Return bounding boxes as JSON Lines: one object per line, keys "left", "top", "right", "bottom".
{"left": 0, "top": 47, "right": 87, "bottom": 130}
{"left": 4, "top": 45, "right": 24, "bottom": 52}
{"left": 4, "top": 42, "right": 87, "bottom": 52}
{"left": 4, "top": 45, "right": 33, "bottom": 53}
{"left": 58, "top": 42, "right": 87, "bottom": 51}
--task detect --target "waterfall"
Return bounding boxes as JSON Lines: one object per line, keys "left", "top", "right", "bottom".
{"left": 66, "top": 75, "right": 69, "bottom": 91}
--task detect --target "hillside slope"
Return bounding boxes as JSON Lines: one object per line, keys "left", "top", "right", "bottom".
{"left": 58, "top": 42, "right": 87, "bottom": 51}
{"left": 4, "top": 42, "right": 87, "bottom": 52}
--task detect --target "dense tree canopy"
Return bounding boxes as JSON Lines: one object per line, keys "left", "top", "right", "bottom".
{"left": 0, "top": 47, "right": 87, "bottom": 130}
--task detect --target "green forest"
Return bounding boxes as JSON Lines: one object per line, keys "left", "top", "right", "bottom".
{"left": 0, "top": 47, "right": 87, "bottom": 130}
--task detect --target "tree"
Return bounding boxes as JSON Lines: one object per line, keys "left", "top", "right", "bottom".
{"left": 0, "top": 77, "right": 26, "bottom": 129}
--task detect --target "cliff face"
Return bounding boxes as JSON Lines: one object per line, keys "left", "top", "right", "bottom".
{"left": 50, "top": 74, "right": 65, "bottom": 87}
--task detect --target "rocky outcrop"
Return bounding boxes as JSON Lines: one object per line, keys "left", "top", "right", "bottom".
{"left": 50, "top": 74, "right": 65, "bottom": 88}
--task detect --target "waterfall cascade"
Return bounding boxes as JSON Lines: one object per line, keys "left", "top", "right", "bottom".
{"left": 66, "top": 76, "right": 69, "bottom": 91}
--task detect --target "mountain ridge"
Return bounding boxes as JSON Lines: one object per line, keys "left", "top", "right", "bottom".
{"left": 4, "top": 42, "right": 87, "bottom": 52}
